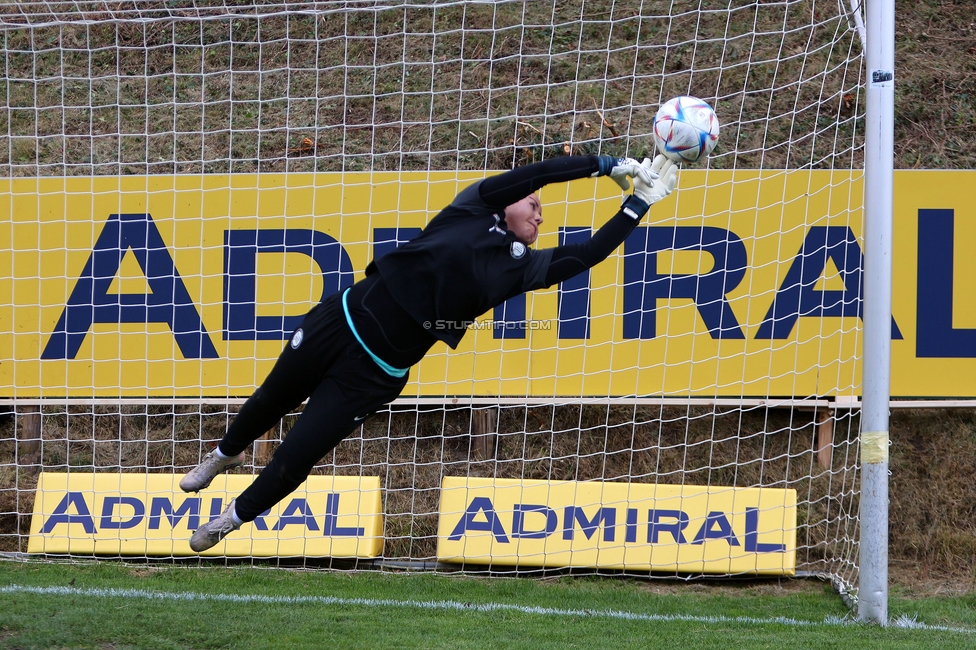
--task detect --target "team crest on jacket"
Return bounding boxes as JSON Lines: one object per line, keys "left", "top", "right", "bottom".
{"left": 291, "top": 328, "right": 304, "bottom": 349}
{"left": 510, "top": 241, "right": 526, "bottom": 259}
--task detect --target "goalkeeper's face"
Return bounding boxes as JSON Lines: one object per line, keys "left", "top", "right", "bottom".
{"left": 505, "top": 193, "right": 543, "bottom": 245}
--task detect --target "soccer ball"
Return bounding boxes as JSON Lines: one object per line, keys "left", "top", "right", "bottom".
{"left": 653, "top": 96, "right": 720, "bottom": 164}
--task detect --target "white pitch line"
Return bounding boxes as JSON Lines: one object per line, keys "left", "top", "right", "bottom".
{"left": 0, "top": 584, "right": 970, "bottom": 634}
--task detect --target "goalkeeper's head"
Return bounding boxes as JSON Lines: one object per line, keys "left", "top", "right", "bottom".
{"left": 504, "top": 192, "right": 544, "bottom": 245}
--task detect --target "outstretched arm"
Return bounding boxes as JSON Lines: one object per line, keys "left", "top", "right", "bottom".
{"left": 531, "top": 156, "right": 679, "bottom": 289}
{"left": 478, "top": 155, "right": 649, "bottom": 208}
{"left": 542, "top": 201, "right": 644, "bottom": 287}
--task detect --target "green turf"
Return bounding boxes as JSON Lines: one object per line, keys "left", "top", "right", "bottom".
{"left": 0, "top": 562, "right": 972, "bottom": 649}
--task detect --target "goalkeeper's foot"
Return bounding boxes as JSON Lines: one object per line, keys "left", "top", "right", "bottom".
{"left": 190, "top": 499, "right": 242, "bottom": 552}
{"left": 179, "top": 449, "right": 245, "bottom": 493}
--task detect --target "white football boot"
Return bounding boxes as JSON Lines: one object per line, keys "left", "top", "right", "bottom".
{"left": 179, "top": 449, "right": 245, "bottom": 492}
{"left": 190, "top": 499, "right": 241, "bottom": 552}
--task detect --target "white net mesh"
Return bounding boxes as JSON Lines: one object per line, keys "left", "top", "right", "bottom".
{"left": 1, "top": 0, "right": 865, "bottom": 594}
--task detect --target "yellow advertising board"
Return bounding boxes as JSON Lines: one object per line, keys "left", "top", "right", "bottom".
{"left": 27, "top": 472, "right": 384, "bottom": 557}
{"left": 1, "top": 170, "right": 974, "bottom": 398}
{"left": 436, "top": 477, "right": 796, "bottom": 575}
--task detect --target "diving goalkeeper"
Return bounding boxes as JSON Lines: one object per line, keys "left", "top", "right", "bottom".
{"left": 181, "top": 153, "right": 679, "bottom": 552}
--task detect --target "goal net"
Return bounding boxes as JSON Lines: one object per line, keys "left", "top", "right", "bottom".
{"left": 1, "top": 0, "right": 867, "bottom": 597}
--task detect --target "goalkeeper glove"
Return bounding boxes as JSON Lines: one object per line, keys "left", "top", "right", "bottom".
{"left": 598, "top": 156, "right": 656, "bottom": 191}
{"left": 632, "top": 155, "right": 678, "bottom": 206}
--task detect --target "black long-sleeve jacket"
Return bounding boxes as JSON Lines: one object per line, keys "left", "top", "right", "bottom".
{"left": 344, "top": 155, "right": 651, "bottom": 370}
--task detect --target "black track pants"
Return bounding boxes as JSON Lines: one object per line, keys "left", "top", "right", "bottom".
{"left": 217, "top": 291, "right": 409, "bottom": 522}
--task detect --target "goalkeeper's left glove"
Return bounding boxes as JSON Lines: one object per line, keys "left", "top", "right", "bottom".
{"left": 632, "top": 155, "right": 678, "bottom": 206}
{"left": 621, "top": 155, "right": 679, "bottom": 220}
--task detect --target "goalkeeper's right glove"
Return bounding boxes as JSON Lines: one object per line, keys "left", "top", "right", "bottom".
{"left": 595, "top": 156, "right": 656, "bottom": 191}
{"left": 610, "top": 157, "right": 656, "bottom": 192}
{"left": 632, "top": 155, "right": 679, "bottom": 206}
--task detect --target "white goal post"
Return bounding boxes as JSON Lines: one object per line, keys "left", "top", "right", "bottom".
{"left": 859, "top": 0, "right": 894, "bottom": 625}
{"left": 0, "top": 0, "right": 892, "bottom": 621}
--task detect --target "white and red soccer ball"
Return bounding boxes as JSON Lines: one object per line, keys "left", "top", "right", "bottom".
{"left": 653, "top": 96, "right": 720, "bottom": 164}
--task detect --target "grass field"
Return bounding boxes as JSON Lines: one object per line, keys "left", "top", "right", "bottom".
{"left": 0, "top": 562, "right": 974, "bottom": 649}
